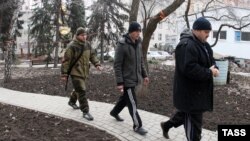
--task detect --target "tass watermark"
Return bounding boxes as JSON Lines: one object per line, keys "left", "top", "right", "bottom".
{"left": 218, "top": 125, "right": 249, "bottom": 141}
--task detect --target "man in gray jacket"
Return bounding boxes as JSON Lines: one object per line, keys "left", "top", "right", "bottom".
{"left": 110, "top": 21, "right": 149, "bottom": 135}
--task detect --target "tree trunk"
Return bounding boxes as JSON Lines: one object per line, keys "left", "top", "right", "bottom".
{"left": 35, "top": 46, "right": 38, "bottom": 57}
{"left": 141, "top": 0, "right": 185, "bottom": 71}
{"left": 0, "top": 10, "right": 3, "bottom": 60}
{"left": 100, "top": 25, "right": 104, "bottom": 63}
{"left": 100, "top": 5, "right": 106, "bottom": 64}
{"left": 1, "top": 0, "right": 20, "bottom": 82}
{"left": 54, "top": 0, "right": 61, "bottom": 68}
{"left": 3, "top": 42, "right": 13, "bottom": 83}
{"left": 27, "top": 25, "right": 31, "bottom": 59}
{"left": 129, "top": 0, "right": 140, "bottom": 23}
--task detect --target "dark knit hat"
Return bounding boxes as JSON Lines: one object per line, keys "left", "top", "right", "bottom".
{"left": 75, "top": 27, "right": 87, "bottom": 36}
{"left": 192, "top": 17, "right": 212, "bottom": 30}
{"left": 128, "top": 21, "right": 141, "bottom": 33}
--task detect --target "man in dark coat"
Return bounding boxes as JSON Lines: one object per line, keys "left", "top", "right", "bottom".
{"left": 160, "top": 17, "right": 219, "bottom": 141}
{"left": 110, "top": 21, "right": 149, "bottom": 135}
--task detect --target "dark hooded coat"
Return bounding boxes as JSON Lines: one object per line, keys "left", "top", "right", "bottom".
{"left": 173, "top": 30, "right": 216, "bottom": 113}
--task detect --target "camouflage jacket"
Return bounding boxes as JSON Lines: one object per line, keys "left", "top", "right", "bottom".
{"left": 61, "top": 37, "right": 100, "bottom": 79}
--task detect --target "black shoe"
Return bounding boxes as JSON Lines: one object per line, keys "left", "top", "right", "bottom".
{"left": 83, "top": 112, "right": 94, "bottom": 121}
{"left": 110, "top": 111, "right": 124, "bottom": 122}
{"left": 161, "top": 122, "right": 170, "bottom": 139}
{"left": 134, "top": 127, "right": 148, "bottom": 135}
{"left": 68, "top": 102, "right": 79, "bottom": 109}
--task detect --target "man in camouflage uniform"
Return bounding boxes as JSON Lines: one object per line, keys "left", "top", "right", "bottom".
{"left": 61, "top": 27, "right": 101, "bottom": 121}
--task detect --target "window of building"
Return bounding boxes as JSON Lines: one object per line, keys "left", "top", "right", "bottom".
{"left": 235, "top": 31, "right": 241, "bottom": 41}
{"left": 213, "top": 31, "right": 217, "bottom": 38}
{"left": 172, "top": 38, "right": 176, "bottom": 42}
{"left": 158, "top": 34, "right": 162, "bottom": 41}
{"left": 213, "top": 31, "right": 227, "bottom": 39}
{"left": 158, "top": 23, "right": 162, "bottom": 29}
{"left": 241, "top": 32, "right": 250, "bottom": 41}
{"left": 220, "top": 31, "right": 227, "bottom": 39}
{"left": 165, "top": 35, "right": 169, "bottom": 42}
{"left": 235, "top": 31, "right": 250, "bottom": 41}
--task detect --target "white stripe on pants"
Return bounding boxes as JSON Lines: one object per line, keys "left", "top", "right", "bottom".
{"left": 127, "top": 88, "right": 139, "bottom": 129}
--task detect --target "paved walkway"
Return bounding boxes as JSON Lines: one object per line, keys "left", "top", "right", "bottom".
{"left": 0, "top": 88, "right": 217, "bottom": 141}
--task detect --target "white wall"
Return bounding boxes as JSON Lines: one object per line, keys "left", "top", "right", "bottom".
{"left": 16, "top": 13, "right": 33, "bottom": 55}
{"left": 210, "top": 27, "right": 250, "bottom": 59}
{"left": 175, "top": 7, "right": 250, "bottom": 59}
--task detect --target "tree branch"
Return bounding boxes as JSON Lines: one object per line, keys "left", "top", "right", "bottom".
{"left": 201, "top": 0, "right": 215, "bottom": 16}
{"left": 211, "top": 23, "right": 250, "bottom": 47}
{"left": 141, "top": 0, "right": 185, "bottom": 59}
{"left": 129, "top": 0, "right": 140, "bottom": 22}
{"left": 205, "top": 15, "right": 235, "bottom": 21}
{"left": 111, "top": 0, "right": 130, "bottom": 13}
{"left": 140, "top": 0, "right": 147, "bottom": 37}
{"left": 184, "top": 0, "right": 191, "bottom": 29}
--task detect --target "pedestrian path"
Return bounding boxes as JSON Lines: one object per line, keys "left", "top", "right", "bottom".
{"left": 0, "top": 88, "right": 217, "bottom": 141}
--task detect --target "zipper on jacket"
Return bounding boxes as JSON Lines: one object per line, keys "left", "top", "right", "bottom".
{"left": 133, "top": 44, "right": 139, "bottom": 83}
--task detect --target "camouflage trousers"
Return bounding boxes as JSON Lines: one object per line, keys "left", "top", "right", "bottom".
{"left": 69, "top": 75, "right": 89, "bottom": 113}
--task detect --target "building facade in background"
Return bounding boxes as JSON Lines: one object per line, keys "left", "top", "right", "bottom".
{"left": 16, "top": 0, "right": 40, "bottom": 55}
{"left": 16, "top": 0, "right": 250, "bottom": 60}
{"left": 141, "top": 0, "right": 250, "bottom": 59}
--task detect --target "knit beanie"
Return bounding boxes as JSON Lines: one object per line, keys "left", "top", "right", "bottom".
{"left": 128, "top": 21, "right": 141, "bottom": 33}
{"left": 75, "top": 27, "right": 87, "bottom": 36}
{"left": 192, "top": 17, "right": 212, "bottom": 30}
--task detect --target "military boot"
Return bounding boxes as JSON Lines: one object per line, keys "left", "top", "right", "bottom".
{"left": 68, "top": 101, "right": 79, "bottom": 109}
{"left": 83, "top": 112, "right": 94, "bottom": 121}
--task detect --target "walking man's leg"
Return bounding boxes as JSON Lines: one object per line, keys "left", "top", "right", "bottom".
{"left": 184, "top": 113, "right": 203, "bottom": 141}
{"left": 68, "top": 90, "right": 79, "bottom": 109}
{"left": 110, "top": 95, "right": 126, "bottom": 121}
{"left": 78, "top": 90, "right": 89, "bottom": 113}
{"left": 161, "top": 111, "right": 185, "bottom": 139}
{"left": 124, "top": 87, "right": 147, "bottom": 135}
{"left": 71, "top": 76, "right": 93, "bottom": 121}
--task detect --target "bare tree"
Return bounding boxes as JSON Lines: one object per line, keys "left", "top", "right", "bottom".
{"left": 184, "top": 0, "right": 220, "bottom": 30}
{"left": 140, "top": 0, "right": 157, "bottom": 37}
{"left": 0, "top": 0, "right": 22, "bottom": 83}
{"left": 141, "top": 0, "right": 185, "bottom": 62}
{"left": 127, "top": 0, "right": 185, "bottom": 71}
{"left": 129, "top": 0, "right": 141, "bottom": 23}
{"left": 184, "top": 0, "right": 191, "bottom": 28}
{"left": 183, "top": 0, "right": 250, "bottom": 47}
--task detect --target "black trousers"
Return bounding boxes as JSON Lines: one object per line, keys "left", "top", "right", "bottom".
{"left": 110, "top": 87, "right": 142, "bottom": 130}
{"left": 163, "top": 111, "right": 203, "bottom": 141}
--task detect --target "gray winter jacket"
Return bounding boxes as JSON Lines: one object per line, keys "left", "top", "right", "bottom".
{"left": 114, "top": 33, "right": 148, "bottom": 87}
